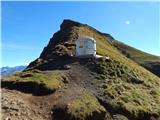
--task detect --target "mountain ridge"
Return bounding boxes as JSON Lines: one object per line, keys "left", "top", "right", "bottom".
{"left": 111, "top": 40, "right": 160, "bottom": 77}
{"left": 26, "top": 19, "right": 160, "bottom": 78}
{"left": 1, "top": 65, "right": 27, "bottom": 77}
{"left": 2, "top": 19, "right": 160, "bottom": 120}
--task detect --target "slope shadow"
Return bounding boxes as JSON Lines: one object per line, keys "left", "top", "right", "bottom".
{"left": 1, "top": 81, "right": 54, "bottom": 96}
{"left": 28, "top": 56, "right": 94, "bottom": 71}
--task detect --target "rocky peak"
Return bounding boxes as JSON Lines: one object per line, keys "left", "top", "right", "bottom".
{"left": 39, "top": 19, "right": 81, "bottom": 59}
{"left": 26, "top": 19, "right": 114, "bottom": 70}
{"left": 26, "top": 20, "right": 82, "bottom": 70}
{"left": 60, "top": 19, "right": 82, "bottom": 30}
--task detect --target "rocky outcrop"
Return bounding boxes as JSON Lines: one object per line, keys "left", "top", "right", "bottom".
{"left": 26, "top": 20, "right": 81, "bottom": 70}
{"left": 39, "top": 20, "right": 80, "bottom": 59}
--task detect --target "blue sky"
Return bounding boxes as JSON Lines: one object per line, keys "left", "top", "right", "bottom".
{"left": 1, "top": 1, "right": 160, "bottom": 67}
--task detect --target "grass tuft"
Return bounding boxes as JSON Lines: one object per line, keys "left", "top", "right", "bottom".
{"left": 66, "top": 91, "right": 107, "bottom": 120}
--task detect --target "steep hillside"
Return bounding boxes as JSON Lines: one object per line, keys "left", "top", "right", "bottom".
{"left": 2, "top": 19, "right": 160, "bottom": 120}
{"left": 112, "top": 40, "right": 160, "bottom": 77}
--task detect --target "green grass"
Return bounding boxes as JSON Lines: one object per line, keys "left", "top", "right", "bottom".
{"left": 88, "top": 58, "right": 160, "bottom": 119}
{"left": 104, "top": 81, "right": 160, "bottom": 117}
{"left": 66, "top": 91, "right": 107, "bottom": 120}
{"left": 76, "top": 25, "right": 159, "bottom": 80}
{"left": 112, "top": 40, "right": 160, "bottom": 64}
{"left": 73, "top": 25, "right": 160, "bottom": 118}
{"left": 3, "top": 70, "right": 68, "bottom": 91}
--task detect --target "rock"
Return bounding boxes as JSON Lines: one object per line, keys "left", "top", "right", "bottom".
{"left": 15, "top": 112, "right": 21, "bottom": 116}
{"left": 5, "top": 117, "right": 11, "bottom": 120}
{"left": 2, "top": 106, "right": 10, "bottom": 110}
{"left": 10, "top": 106, "right": 19, "bottom": 111}
{"left": 63, "top": 65, "right": 71, "bottom": 70}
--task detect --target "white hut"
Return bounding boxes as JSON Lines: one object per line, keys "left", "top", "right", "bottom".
{"left": 75, "top": 36, "right": 96, "bottom": 58}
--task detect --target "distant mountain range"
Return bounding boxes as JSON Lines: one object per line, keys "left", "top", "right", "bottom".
{"left": 1, "top": 65, "right": 27, "bottom": 77}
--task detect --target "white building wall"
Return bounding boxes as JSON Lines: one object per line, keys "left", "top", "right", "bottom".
{"left": 75, "top": 37, "right": 96, "bottom": 57}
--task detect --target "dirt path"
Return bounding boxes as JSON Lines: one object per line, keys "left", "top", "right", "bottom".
{"left": 66, "top": 61, "right": 104, "bottom": 96}
{"left": 1, "top": 60, "right": 104, "bottom": 120}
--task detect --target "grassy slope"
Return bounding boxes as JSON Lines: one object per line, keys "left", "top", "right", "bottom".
{"left": 2, "top": 70, "right": 68, "bottom": 92}
{"left": 74, "top": 25, "right": 160, "bottom": 119}
{"left": 76, "top": 25, "right": 159, "bottom": 81}
{"left": 88, "top": 58, "right": 160, "bottom": 119}
{"left": 111, "top": 40, "right": 160, "bottom": 64}
{"left": 111, "top": 40, "right": 160, "bottom": 77}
